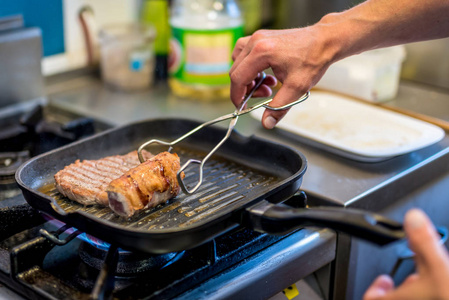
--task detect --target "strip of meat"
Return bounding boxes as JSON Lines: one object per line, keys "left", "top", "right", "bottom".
{"left": 107, "top": 152, "right": 184, "bottom": 218}
{"left": 54, "top": 150, "right": 153, "bottom": 206}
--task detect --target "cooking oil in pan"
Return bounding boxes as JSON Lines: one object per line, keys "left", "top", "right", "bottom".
{"left": 38, "top": 183, "right": 58, "bottom": 196}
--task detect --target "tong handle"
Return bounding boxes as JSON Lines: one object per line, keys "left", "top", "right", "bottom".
{"left": 137, "top": 73, "right": 267, "bottom": 164}
{"left": 138, "top": 72, "right": 310, "bottom": 195}
{"left": 236, "top": 90, "right": 310, "bottom": 117}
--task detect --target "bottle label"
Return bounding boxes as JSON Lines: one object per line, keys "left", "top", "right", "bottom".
{"left": 169, "top": 26, "right": 243, "bottom": 86}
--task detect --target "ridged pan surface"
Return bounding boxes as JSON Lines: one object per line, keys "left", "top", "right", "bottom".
{"left": 16, "top": 119, "right": 307, "bottom": 253}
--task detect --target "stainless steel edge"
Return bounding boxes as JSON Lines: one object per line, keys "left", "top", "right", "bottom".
{"left": 175, "top": 228, "right": 336, "bottom": 300}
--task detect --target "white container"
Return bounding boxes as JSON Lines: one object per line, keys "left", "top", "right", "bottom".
{"left": 315, "top": 46, "right": 406, "bottom": 102}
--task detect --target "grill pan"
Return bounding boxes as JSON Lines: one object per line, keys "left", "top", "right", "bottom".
{"left": 16, "top": 118, "right": 405, "bottom": 254}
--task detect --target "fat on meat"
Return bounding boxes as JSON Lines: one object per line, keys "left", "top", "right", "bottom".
{"left": 107, "top": 151, "right": 184, "bottom": 217}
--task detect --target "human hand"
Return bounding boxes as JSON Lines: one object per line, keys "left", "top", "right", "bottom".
{"left": 229, "top": 27, "right": 334, "bottom": 129}
{"left": 363, "top": 209, "right": 449, "bottom": 300}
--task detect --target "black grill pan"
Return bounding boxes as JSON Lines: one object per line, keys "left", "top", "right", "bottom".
{"left": 16, "top": 118, "right": 405, "bottom": 254}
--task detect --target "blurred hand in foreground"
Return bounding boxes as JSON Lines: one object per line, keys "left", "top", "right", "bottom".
{"left": 363, "top": 209, "right": 449, "bottom": 300}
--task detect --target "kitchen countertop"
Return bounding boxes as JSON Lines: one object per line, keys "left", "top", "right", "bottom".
{"left": 382, "top": 81, "right": 449, "bottom": 123}
{"left": 45, "top": 73, "right": 449, "bottom": 212}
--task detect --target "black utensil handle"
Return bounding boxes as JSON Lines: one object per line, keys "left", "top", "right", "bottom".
{"left": 246, "top": 200, "right": 405, "bottom": 246}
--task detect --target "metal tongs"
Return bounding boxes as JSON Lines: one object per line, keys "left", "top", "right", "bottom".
{"left": 138, "top": 72, "right": 310, "bottom": 195}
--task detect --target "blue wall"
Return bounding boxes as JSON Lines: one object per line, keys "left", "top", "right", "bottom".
{"left": 0, "top": 0, "right": 64, "bottom": 56}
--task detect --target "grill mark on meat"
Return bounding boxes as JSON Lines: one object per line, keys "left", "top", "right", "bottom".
{"left": 64, "top": 168, "right": 110, "bottom": 191}
{"left": 64, "top": 167, "right": 109, "bottom": 188}
{"left": 54, "top": 150, "right": 153, "bottom": 206}
{"left": 77, "top": 167, "right": 122, "bottom": 192}
{"left": 76, "top": 166, "right": 115, "bottom": 193}
{"left": 80, "top": 161, "right": 125, "bottom": 178}
{"left": 94, "top": 160, "right": 130, "bottom": 175}
{"left": 102, "top": 157, "right": 133, "bottom": 169}
{"left": 58, "top": 173, "right": 100, "bottom": 195}
{"left": 78, "top": 163, "right": 110, "bottom": 178}
{"left": 109, "top": 155, "right": 136, "bottom": 164}
{"left": 108, "top": 154, "right": 141, "bottom": 167}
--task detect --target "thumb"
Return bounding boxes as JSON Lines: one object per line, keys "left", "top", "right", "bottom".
{"left": 261, "top": 81, "right": 305, "bottom": 129}
{"left": 404, "top": 209, "right": 448, "bottom": 275}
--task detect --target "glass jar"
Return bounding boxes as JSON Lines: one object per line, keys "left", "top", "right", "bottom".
{"left": 99, "top": 23, "right": 156, "bottom": 92}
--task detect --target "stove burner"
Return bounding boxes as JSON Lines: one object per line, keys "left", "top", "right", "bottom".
{"left": 79, "top": 240, "right": 180, "bottom": 276}
{"left": 0, "top": 151, "right": 30, "bottom": 184}
{"left": 0, "top": 105, "right": 95, "bottom": 157}
{"left": 78, "top": 232, "right": 119, "bottom": 252}
{"left": 0, "top": 151, "right": 30, "bottom": 201}
{"left": 0, "top": 103, "right": 102, "bottom": 202}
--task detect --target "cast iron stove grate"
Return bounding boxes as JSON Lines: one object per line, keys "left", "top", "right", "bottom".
{"left": 0, "top": 206, "right": 294, "bottom": 300}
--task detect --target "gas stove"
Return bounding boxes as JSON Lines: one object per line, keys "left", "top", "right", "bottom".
{"left": 0, "top": 101, "right": 336, "bottom": 300}
{"left": 0, "top": 193, "right": 335, "bottom": 300}
{"left": 0, "top": 196, "right": 335, "bottom": 300}
{"left": 0, "top": 209, "right": 289, "bottom": 300}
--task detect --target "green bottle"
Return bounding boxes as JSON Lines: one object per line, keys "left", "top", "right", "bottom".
{"left": 168, "top": 0, "right": 244, "bottom": 100}
{"left": 141, "top": 0, "right": 170, "bottom": 80}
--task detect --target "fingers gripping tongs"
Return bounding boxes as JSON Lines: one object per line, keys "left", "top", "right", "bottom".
{"left": 138, "top": 72, "right": 310, "bottom": 195}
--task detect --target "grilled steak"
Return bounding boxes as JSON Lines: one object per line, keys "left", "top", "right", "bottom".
{"left": 54, "top": 150, "right": 153, "bottom": 206}
{"left": 107, "top": 152, "right": 184, "bottom": 217}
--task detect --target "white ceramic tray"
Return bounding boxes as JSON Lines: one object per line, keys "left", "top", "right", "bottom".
{"left": 250, "top": 91, "right": 445, "bottom": 162}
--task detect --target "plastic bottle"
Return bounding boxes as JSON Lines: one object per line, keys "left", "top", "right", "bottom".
{"left": 169, "top": 0, "right": 244, "bottom": 100}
